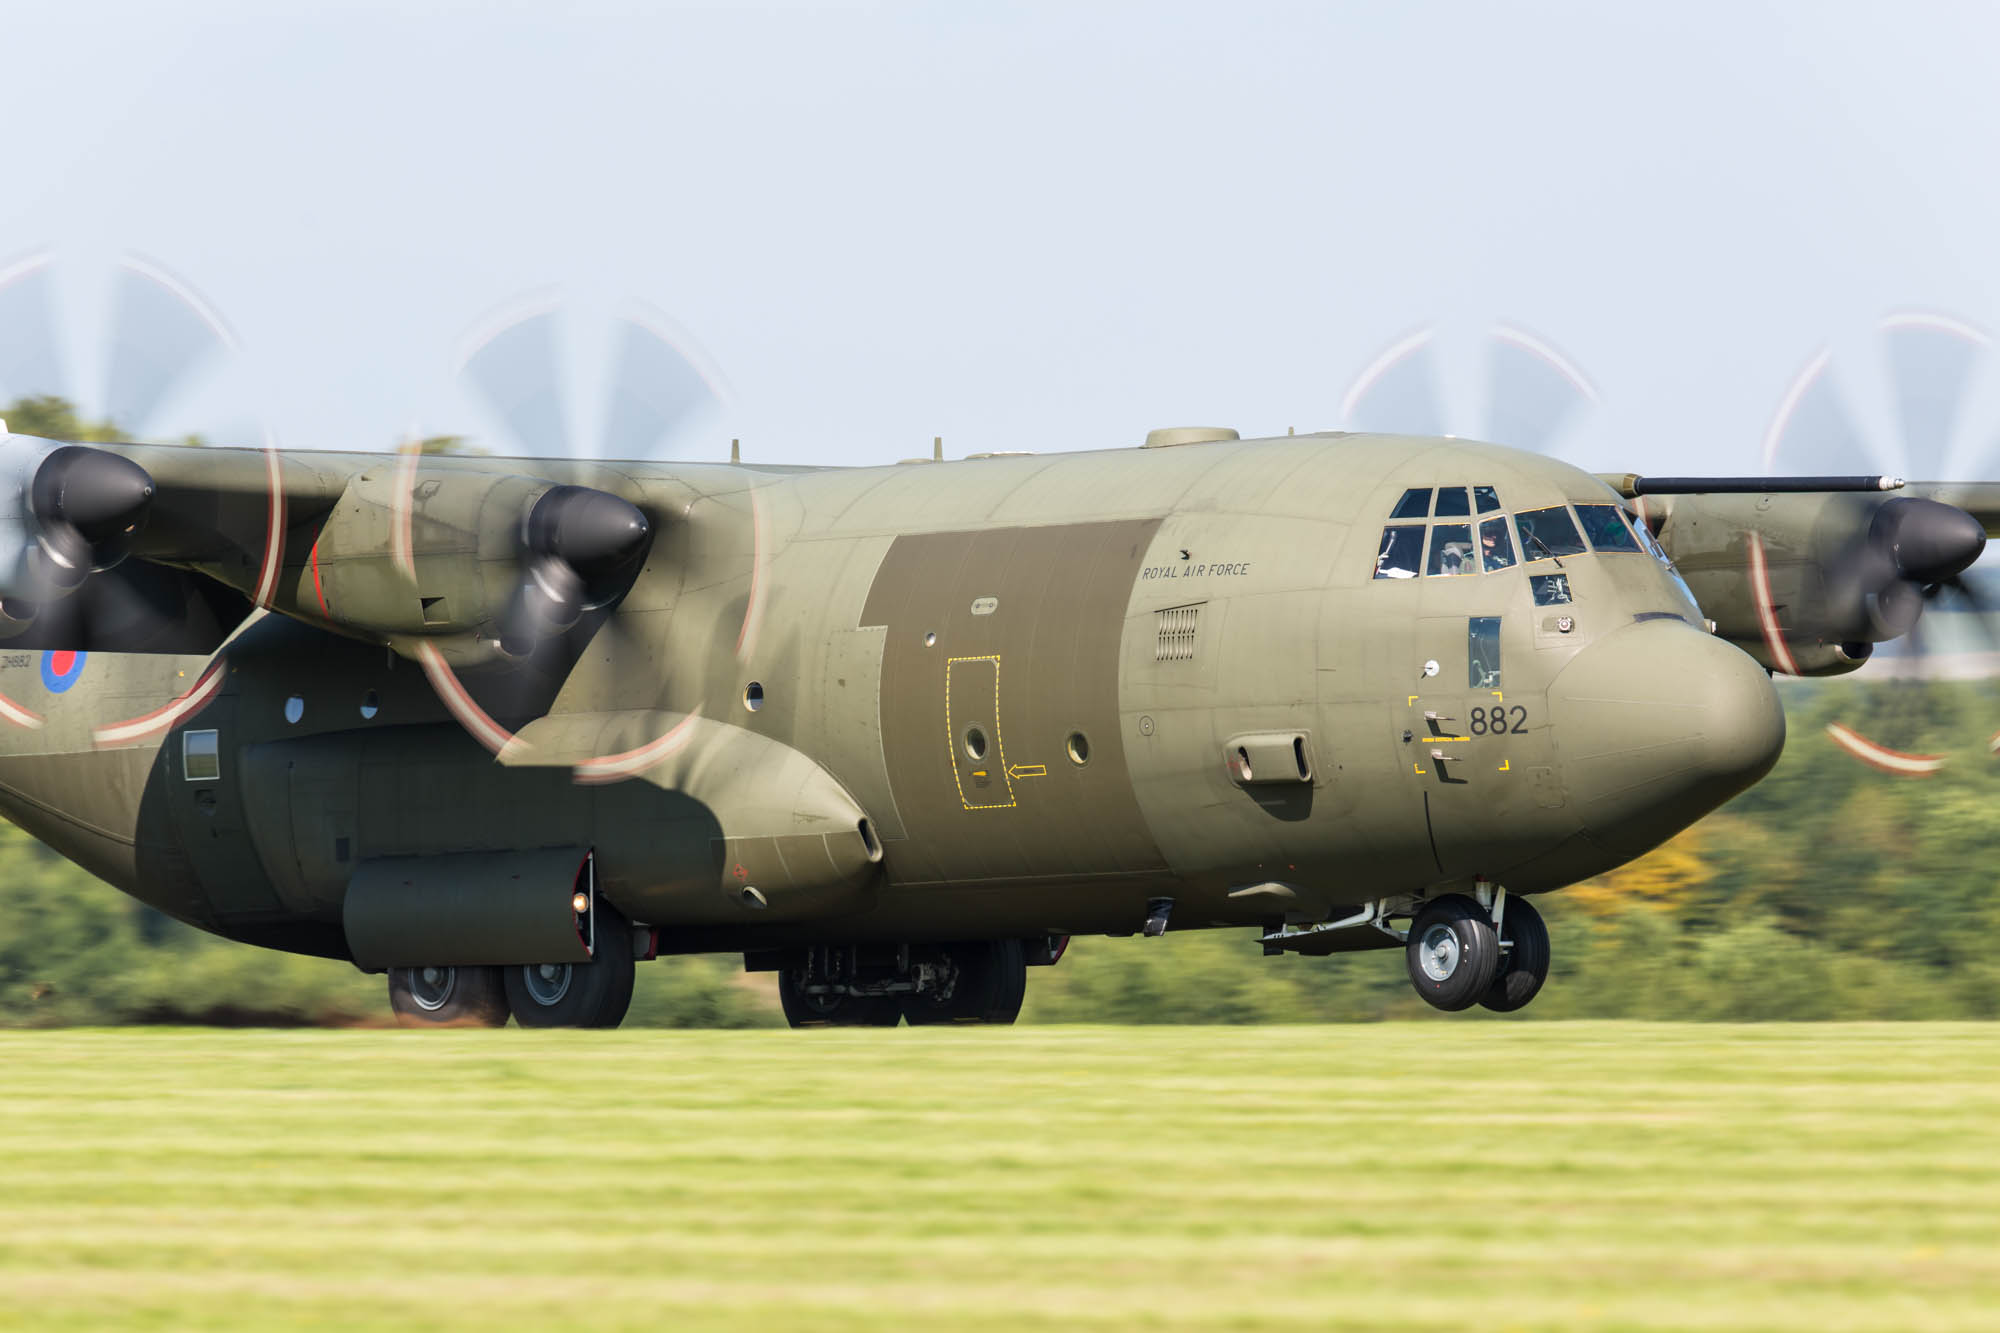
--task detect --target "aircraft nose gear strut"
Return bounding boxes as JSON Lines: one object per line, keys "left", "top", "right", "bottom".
{"left": 1258, "top": 882, "right": 1553, "bottom": 1014}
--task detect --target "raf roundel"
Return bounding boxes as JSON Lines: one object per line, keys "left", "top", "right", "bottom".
{"left": 40, "top": 651, "right": 87, "bottom": 694}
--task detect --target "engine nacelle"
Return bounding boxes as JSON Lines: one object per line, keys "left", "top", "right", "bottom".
{"left": 1650, "top": 491, "right": 1983, "bottom": 675}
{"left": 303, "top": 468, "right": 649, "bottom": 659}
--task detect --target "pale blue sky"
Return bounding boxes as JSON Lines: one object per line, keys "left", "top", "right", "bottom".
{"left": 5, "top": 1, "right": 2000, "bottom": 475}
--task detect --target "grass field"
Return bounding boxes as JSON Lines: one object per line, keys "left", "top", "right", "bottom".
{"left": 2, "top": 1025, "right": 1996, "bottom": 1331}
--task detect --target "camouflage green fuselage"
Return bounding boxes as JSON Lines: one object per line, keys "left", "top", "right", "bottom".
{"left": 0, "top": 433, "right": 1781, "bottom": 961}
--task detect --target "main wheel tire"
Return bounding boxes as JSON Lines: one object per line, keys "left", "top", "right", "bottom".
{"left": 388, "top": 965, "right": 509, "bottom": 1027}
{"left": 777, "top": 972, "right": 903, "bottom": 1028}
{"left": 503, "top": 908, "right": 636, "bottom": 1029}
{"left": 901, "top": 940, "right": 1027, "bottom": 1025}
{"left": 1480, "top": 895, "right": 1551, "bottom": 1013}
{"left": 1405, "top": 894, "right": 1502, "bottom": 1012}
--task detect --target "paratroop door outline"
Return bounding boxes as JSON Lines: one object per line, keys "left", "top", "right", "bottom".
{"left": 945, "top": 654, "right": 1014, "bottom": 809}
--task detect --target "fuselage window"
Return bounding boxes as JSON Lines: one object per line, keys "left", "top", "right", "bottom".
{"left": 1516, "top": 506, "right": 1587, "bottom": 561}
{"left": 183, "top": 729, "right": 220, "bottom": 782}
{"left": 1427, "top": 523, "right": 1475, "bottom": 576}
{"left": 1530, "top": 573, "right": 1573, "bottom": 606}
{"left": 1474, "top": 485, "right": 1502, "bottom": 513}
{"left": 1374, "top": 525, "right": 1424, "bottom": 579}
{"left": 1478, "top": 516, "right": 1516, "bottom": 572}
{"left": 1576, "top": 503, "right": 1641, "bottom": 552}
{"left": 1391, "top": 488, "right": 1432, "bottom": 519}
{"left": 1434, "top": 486, "right": 1471, "bottom": 517}
{"left": 1468, "top": 616, "right": 1502, "bottom": 688}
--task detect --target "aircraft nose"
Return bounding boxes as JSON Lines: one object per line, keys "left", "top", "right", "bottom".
{"left": 1545, "top": 619, "right": 1785, "bottom": 858}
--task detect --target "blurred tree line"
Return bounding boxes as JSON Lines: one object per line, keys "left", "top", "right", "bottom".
{"left": 5, "top": 677, "right": 1997, "bottom": 1026}
{"left": 2, "top": 395, "right": 1996, "bottom": 1025}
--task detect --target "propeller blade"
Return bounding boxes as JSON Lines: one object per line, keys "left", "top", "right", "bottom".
{"left": 599, "top": 316, "right": 721, "bottom": 460}
{"left": 458, "top": 305, "right": 571, "bottom": 457}
{"left": 102, "top": 259, "right": 234, "bottom": 438}
{"left": 1883, "top": 314, "right": 1986, "bottom": 480}
{"left": 1484, "top": 325, "right": 1595, "bottom": 452}
{"left": 1766, "top": 356, "right": 1881, "bottom": 476}
{"left": 498, "top": 553, "right": 585, "bottom": 658}
{"left": 0, "top": 252, "right": 66, "bottom": 405}
{"left": 1343, "top": 329, "right": 1447, "bottom": 438}
{"left": 1869, "top": 577, "right": 1925, "bottom": 640}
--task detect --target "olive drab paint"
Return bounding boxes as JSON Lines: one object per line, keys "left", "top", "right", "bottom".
{"left": 0, "top": 428, "right": 1850, "bottom": 972}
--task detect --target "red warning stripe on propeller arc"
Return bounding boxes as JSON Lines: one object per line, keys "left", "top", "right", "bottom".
{"left": 91, "top": 661, "right": 228, "bottom": 749}
{"left": 571, "top": 710, "right": 703, "bottom": 785}
{"left": 1824, "top": 722, "right": 1945, "bottom": 777}
{"left": 1747, "top": 533, "right": 1800, "bottom": 677}
{"left": 414, "top": 641, "right": 514, "bottom": 757}
{"left": 252, "top": 437, "right": 286, "bottom": 608}
{"left": 0, "top": 692, "right": 44, "bottom": 730}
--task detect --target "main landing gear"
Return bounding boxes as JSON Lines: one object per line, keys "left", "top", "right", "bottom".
{"left": 1405, "top": 891, "right": 1549, "bottom": 1013}
{"left": 387, "top": 903, "right": 638, "bottom": 1030}
{"left": 1260, "top": 885, "right": 1551, "bottom": 1014}
{"left": 771, "top": 940, "right": 1036, "bottom": 1028}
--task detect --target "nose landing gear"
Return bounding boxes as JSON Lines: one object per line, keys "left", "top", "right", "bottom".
{"left": 1404, "top": 890, "right": 1550, "bottom": 1013}
{"left": 1405, "top": 895, "right": 1502, "bottom": 1011}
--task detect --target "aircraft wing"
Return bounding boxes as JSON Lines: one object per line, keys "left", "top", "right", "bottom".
{"left": 0, "top": 433, "right": 681, "bottom": 661}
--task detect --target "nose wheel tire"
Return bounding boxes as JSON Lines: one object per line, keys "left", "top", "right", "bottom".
{"left": 777, "top": 974, "right": 903, "bottom": 1028}
{"left": 387, "top": 965, "right": 508, "bottom": 1028}
{"left": 1480, "top": 894, "right": 1551, "bottom": 1013}
{"left": 900, "top": 940, "right": 1027, "bottom": 1025}
{"left": 1405, "top": 895, "right": 1501, "bottom": 1012}
{"left": 503, "top": 905, "right": 636, "bottom": 1029}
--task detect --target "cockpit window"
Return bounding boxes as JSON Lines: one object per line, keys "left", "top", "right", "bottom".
{"left": 1474, "top": 485, "right": 1502, "bottom": 513}
{"left": 1391, "top": 488, "right": 1432, "bottom": 519}
{"left": 1515, "top": 506, "right": 1587, "bottom": 561}
{"left": 1478, "top": 516, "right": 1516, "bottom": 572}
{"left": 1427, "top": 523, "right": 1475, "bottom": 576}
{"left": 1530, "top": 573, "right": 1573, "bottom": 606}
{"left": 1434, "top": 486, "right": 1470, "bottom": 517}
{"left": 1576, "top": 503, "right": 1641, "bottom": 552}
{"left": 1374, "top": 526, "right": 1424, "bottom": 579}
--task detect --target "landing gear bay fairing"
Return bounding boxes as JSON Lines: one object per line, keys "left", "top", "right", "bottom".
{"left": 0, "top": 419, "right": 1991, "bottom": 1026}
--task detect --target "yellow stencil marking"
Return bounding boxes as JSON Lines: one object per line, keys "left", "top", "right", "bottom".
{"left": 1498, "top": 759, "right": 1511, "bottom": 772}
{"left": 945, "top": 654, "right": 1016, "bottom": 810}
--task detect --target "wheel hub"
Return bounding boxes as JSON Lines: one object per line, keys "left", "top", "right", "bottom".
{"left": 522, "top": 963, "right": 572, "bottom": 1006}
{"left": 409, "top": 966, "right": 457, "bottom": 1012}
{"left": 1418, "top": 924, "right": 1461, "bottom": 981}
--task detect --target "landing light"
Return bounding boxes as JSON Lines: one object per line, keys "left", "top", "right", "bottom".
{"left": 571, "top": 891, "right": 589, "bottom": 914}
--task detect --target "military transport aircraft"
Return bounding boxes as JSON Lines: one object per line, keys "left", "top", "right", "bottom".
{"left": 0, "top": 416, "right": 1992, "bottom": 1026}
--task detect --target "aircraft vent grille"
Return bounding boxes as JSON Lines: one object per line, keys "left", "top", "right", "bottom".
{"left": 1155, "top": 605, "right": 1201, "bottom": 661}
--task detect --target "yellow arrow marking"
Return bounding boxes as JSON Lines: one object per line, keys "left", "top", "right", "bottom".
{"left": 1005, "top": 763, "right": 1047, "bottom": 779}
{"left": 1407, "top": 695, "right": 1420, "bottom": 707}
{"left": 1498, "top": 759, "right": 1510, "bottom": 772}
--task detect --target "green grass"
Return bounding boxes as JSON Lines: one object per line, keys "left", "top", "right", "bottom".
{"left": 2, "top": 1025, "right": 1996, "bottom": 1331}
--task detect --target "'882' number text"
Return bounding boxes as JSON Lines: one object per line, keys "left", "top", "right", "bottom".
{"left": 1469, "top": 705, "right": 1527, "bottom": 736}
